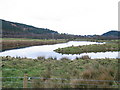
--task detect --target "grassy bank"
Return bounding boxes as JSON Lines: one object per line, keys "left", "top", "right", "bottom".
{"left": 2, "top": 56, "right": 119, "bottom": 88}
{"left": 1, "top": 38, "right": 67, "bottom": 51}
{"left": 54, "top": 40, "right": 120, "bottom": 54}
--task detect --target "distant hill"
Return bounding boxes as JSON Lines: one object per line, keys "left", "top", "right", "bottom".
{"left": 1, "top": 19, "right": 58, "bottom": 38}
{"left": 1, "top": 19, "right": 119, "bottom": 40}
{"left": 1, "top": 19, "right": 84, "bottom": 39}
{"left": 102, "top": 30, "right": 120, "bottom": 38}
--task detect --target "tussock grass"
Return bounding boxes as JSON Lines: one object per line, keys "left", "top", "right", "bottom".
{"left": 79, "top": 55, "right": 91, "bottom": 60}
{"left": 2, "top": 56, "right": 119, "bottom": 88}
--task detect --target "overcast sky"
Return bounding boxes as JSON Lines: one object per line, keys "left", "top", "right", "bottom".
{"left": 0, "top": 0, "right": 119, "bottom": 35}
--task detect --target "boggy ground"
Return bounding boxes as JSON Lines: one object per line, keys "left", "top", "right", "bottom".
{"left": 1, "top": 38, "right": 67, "bottom": 51}
{"left": 2, "top": 56, "right": 119, "bottom": 88}
{"left": 54, "top": 40, "right": 120, "bottom": 54}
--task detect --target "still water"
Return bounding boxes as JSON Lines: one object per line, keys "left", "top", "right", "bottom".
{"left": 0, "top": 41, "right": 119, "bottom": 59}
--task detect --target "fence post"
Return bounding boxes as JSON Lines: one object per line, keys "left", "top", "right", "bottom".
{"left": 23, "top": 74, "right": 28, "bottom": 88}
{"left": 31, "top": 78, "right": 34, "bottom": 88}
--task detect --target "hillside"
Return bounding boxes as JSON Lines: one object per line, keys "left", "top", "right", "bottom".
{"left": 102, "top": 30, "right": 120, "bottom": 38}
{"left": 1, "top": 19, "right": 84, "bottom": 39}
{"left": 1, "top": 19, "right": 119, "bottom": 40}
{"left": 1, "top": 19, "right": 58, "bottom": 38}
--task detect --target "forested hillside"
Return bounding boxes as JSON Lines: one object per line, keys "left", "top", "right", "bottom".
{"left": 1, "top": 19, "right": 84, "bottom": 39}
{"left": 1, "top": 19, "right": 119, "bottom": 39}
{"left": 102, "top": 30, "right": 120, "bottom": 37}
{"left": 1, "top": 19, "right": 58, "bottom": 38}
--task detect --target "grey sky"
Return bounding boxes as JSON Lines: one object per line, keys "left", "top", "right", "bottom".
{"left": 0, "top": 0, "right": 119, "bottom": 35}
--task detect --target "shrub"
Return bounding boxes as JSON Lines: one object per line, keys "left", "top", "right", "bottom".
{"left": 80, "top": 55, "right": 91, "bottom": 60}
{"left": 37, "top": 56, "right": 45, "bottom": 60}
{"left": 47, "top": 57, "right": 55, "bottom": 60}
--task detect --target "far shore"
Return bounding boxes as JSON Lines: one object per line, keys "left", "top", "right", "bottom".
{"left": 1, "top": 38, "right": 67, "bottom": 51}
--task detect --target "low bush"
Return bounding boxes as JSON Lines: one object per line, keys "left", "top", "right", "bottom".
{"left": 80, "top": 55, "right": 91, "bottom": 60}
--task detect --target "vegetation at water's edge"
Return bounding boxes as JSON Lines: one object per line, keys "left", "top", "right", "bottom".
{"left": 2, "top": 56, "right": 119, "bottom": 88}
{"left": 1, "top": 38, "right": 67, "bottom": 51}
{"left": 54, "top": 40, "right": 120, "bottom": 54}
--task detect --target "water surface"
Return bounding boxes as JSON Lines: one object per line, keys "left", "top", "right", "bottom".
{"left": 0, "top": 41, "right": 119, "bottom": 59}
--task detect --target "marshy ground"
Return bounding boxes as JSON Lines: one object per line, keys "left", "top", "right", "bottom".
{"left": 1, "top": 39, "right": 120, "bottom": 88}
{"left": 1, "top": 38, "right": 67, "bottom": 51}
{"left": 54, "top": 40, "right": 120, "bottom": 54}
{"left": 2, "top": 56, "right": 119, "bottom": 88}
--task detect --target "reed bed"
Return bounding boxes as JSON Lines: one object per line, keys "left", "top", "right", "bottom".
{"left": 1, "top": 38, "right": 67, "bottom": 51}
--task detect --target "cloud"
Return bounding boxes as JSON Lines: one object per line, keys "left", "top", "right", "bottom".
{"left": 0, "top": 0, "right": 119, "bottom": 35}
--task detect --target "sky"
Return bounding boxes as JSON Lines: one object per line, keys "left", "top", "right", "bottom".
{"left": 0, "top": 0, "right": 119, "bottom": 35}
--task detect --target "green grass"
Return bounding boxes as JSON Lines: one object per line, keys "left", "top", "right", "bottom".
{"left": 54, "top": 40, "right": 120, "bottom": 54}
{"left": 2, "top": 56, "right": 119, "bottom": 88}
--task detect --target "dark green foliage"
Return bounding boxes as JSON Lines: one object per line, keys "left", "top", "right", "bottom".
{"left": 2, "top": 19, "right": 119, "bottom": 40}
{"left": 2, "top": 19, "right": 58, "bottom": 34}
{"left": 1, "top": 19, "right": 84, "bottom": 39}
{"left": 2, "top": 19, "right": 59, "bottom": 39}
{"left": 102, "top": 30, "right": 120, "bottom": 37}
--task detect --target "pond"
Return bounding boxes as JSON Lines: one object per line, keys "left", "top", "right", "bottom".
{"left": 0, "top": 41, "right": 119, "bottom": 59}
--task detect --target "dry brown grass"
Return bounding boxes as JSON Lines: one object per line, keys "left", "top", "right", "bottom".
{"left": 2, "top": 39, "right": 66, "bottom": 51}
{"left": 80, "top": 55, "right": 91, "bottom": 60}
{"left": 70, "top": 65, "right": 117, "bottom": 88}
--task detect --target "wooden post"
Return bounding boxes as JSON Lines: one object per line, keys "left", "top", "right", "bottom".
{"left": 23, "top": 74, "right": 28, "bottom": 88}
{"left": 31, "top": 78, "right": 34, "bottom": 88}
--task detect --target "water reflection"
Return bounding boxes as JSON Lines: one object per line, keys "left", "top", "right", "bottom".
{"left": 0, "top": 41, "right": 119, "bottom": 59}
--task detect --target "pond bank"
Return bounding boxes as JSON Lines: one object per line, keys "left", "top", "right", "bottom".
{"left": 1, "top": 38, "right": 67, "bottom": 51}
{"left": 0, "top": 40, "right": 119, "bottom": 59}
{"left": 54, "top": 40, "right": 120, "bottom": 54}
